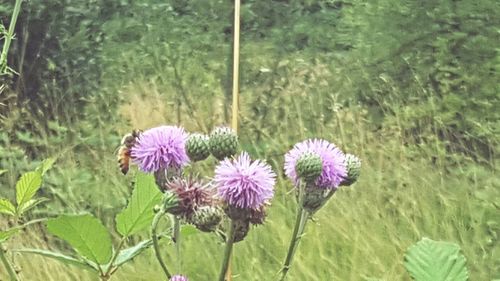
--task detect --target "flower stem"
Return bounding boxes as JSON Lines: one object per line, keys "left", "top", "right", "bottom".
{"left": 278, "top": 183, "right": 310, "bottom": 281}
{"left": 151, "top": 210, "right": 172, "bottom": 279}
{"left": 173, "top": 216, "right": 181, "bottom": 273}
{"left": 218, "top": 219, "right": 236, "bottom": 281}
{"left": 0, "top": 245, "right": 18, "bottom": 281}
{"left": 102, "top": 237, "right": 126, "bottom": 278}
{"left": 0, "top": 0, "right": 23, "bottom": 74}
{"left": 316, "top": 189, "right": 336, "bottom": 211}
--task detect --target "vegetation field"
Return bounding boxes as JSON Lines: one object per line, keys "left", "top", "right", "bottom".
{"left": 0, "top": 0, "right": 498, "bottom": 280}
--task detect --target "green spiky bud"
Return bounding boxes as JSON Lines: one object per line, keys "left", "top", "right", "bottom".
{"left": 295, "top": 152, "right": 323, "bottom": 183}
{"left": 341, "top": 154, "right": 361, "bottom": 186}
{"left": 190, "top": 206, "right": 223, "bottom": 232}
{"left": 186, "top": 133, "right": 210, "bottom": 162}
{"left": 209, "top": 126, "right": 239, "bottom": 160}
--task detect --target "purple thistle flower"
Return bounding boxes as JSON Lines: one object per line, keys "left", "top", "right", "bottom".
{"left": 215, "top": 152, "right": 276, "bottom": 209}
{"left": 169, "top": 275, "right": 188, "bottom": 281}
{"left": 285, "top": 139, "right": 347, "bottom": 189}
{"left": 131, "top": 126, "right": 189, "bottom": 173}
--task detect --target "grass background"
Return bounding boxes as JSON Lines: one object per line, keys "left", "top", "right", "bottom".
{"left": 0, "top": 0, "right": 499, "bottom": 280}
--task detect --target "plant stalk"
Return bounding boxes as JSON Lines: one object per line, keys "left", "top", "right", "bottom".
{"left": 0, "top": 245, "right": 18, "bottom": 281}
{"left": 278, "top": 183, "right": 309, "bottom": 281}
{"left": 151, "top": 210, "right": 172, "bottom": 279}
{"left": 0, "top": 218, "right": 47, "bottom": 280}
{"left": 102, "top": 237, "right": 126, "bottom": 277}
{"left": 218, "top": 219, "right": 236, "bottom": 281}
{"left": 173, "top": 216, "right": 181, "bottom": 273}
{"left": 0, "top": 0, "right": 23, "bottom": 74}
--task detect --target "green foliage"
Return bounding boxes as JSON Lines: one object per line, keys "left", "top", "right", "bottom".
{"left": 14, "top": 249, "right": 98, "bottom": 272}
{"left": 15, "top": 171, "right": 42, "bottom": 208}
{"left": 115, "top": 173, "right": 163, "bottom": 237}
{"left": 16, "top": 197, "right": 49, "bottom": 215}
{"left": 0, "top": 159, "right": 52, "bottom": 218}
{"left": 113, "top": 239, "right": 153, "bottom": 268}
{"left": 0, "top": 228, "right": 18, "bottom": 243}
{"left": 0, "top": 198, "right": 16, "bottom": 216}
{"left": 404, "top": 238, "right": 469, "bottom": 281}
{"left": 46, "top": 214, "right": 113, "bottom": 265}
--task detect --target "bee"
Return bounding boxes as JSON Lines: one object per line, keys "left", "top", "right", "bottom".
{"left": 117, "top": 130, "right": 142, "bottom": 175}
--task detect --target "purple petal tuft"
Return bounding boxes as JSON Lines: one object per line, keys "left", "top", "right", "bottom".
{"left": 131, "top": 126, "right": 189, "bottom": 173}
{"left": 215, "top": 152, "right": 276, "bottom": 209}
{"left": 170, "top": 275, "right": 189, "bottom": 281}
{"left": 284, "top": 139, "right": 347, "bottom": 189}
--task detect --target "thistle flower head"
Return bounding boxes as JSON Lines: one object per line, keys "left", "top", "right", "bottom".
{"left": 131, "top": 126, "right": 189, "bottom": 173}
{"left": 170, "top": 275, "right": 188, "bottom": 281}
{"left": 215, "top": 152, "right": 276, "bottom": 210}
{"left": 165, "top": 176, "right": 214, "bottom": 218}
{"left": 285, "top": 139, "right": 347, "bottom": 189}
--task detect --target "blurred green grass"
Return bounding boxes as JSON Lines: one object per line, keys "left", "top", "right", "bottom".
{"left": 2, "top": 98, "right": 498, "bottom": 280}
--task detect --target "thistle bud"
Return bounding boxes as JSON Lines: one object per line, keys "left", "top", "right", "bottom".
{"left": 191, "top": 206, "right": 223, "bottom": 232}
{"left": 164, "top": 177, "right": 213, "bottom": 218}
{"left": 233, "top": 219, "right": 250, "bottom": 243}
{"left": 186, "top": 133, "right": 210, "bottom": 162}
{"left": 209, "top": 126, "right": 239, "bottom": 160}
{"left": 170, "top": 275, "right": 188, "bottom": 281}
{"left": 295, "top": 152, "right": 323, "bottom": 183}
{"left": 341, "top": 154, "right": 361, "bottom": 186}
{"left": 302, "top": 185, "right": 330, "bottom": 213}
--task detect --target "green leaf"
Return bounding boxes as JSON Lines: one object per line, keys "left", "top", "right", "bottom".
{"left": 14, "top": 249, "right": 98, "bottom": 272}
{"left": 0, "top": 169, "right": 7, "bottom": 176}
{"left": 17, "top": 197, "right": 49, "bottom": 215}
{"left": 404, "top": 238, "right": 469, "bottom": 281}
{"left": 114, "top": 239, "right": 153, "bottom": 267}
{"left": 0, "top": 228, "right": 19, "bottom": 243}
{"left": 115, "top": 173, "right": 163, "bottom": 236}
{"left": 36, "top": 158, "right": 56, "bottom": 176}
{"left": 15, "top": 171, "right": 42, "bottom": 207}
{"left": 0, "top": 198, "right": 16, "bottom": 216}
{"left": 180, "top": 225, "right": 198, "bottom": 237}
{"left": 47, "top": 214, "right": 113, "bottom": 265}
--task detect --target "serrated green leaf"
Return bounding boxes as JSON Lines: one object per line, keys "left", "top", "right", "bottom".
{"left": 47, "top": 214, "right": 113, "bottom": 265}
{"left": 0, "top": 198, "right": 16, "bottom": 216}
{"left": 114, "top": 239, "right": 153, "bottom": 267}
{"left": 15, "top": 171, "right": 42, "bottom": 207}
{"left": 36, "top": 158, "right": 56, "bottom": 176}
{"left": 404, "top": 237, "right": 469, "bottom": 281}
{"left": 115, "top": 173, "right": 163, "bottom": 236}
{"left": 17, "top": 197, "right": 49, "bottom": 215}
{"left": 0, "top": 228, "right": 19, "bottom": 243}
{"left": 14, "top": 249, "right": 98, "bottom": 272}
